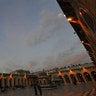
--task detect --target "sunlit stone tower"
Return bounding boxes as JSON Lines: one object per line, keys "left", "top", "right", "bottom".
{"left": 56, "top": 0, "right": 96, "bottom": 65}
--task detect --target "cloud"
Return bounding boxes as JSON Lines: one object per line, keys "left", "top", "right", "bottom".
{"left": 4, "top": 59, "right": 26, "bottom": 72}
{"left": 38, "top": 50, "right": 91, "bottom": 70}
{"left": 26, "top": 10, "right": 67, "bottom": 47}
{"left": 42, "top": 56, "right": 56, "bottom": 69}
{"left": 65, "top": 52, "right": 90, "bottom": 65}
{"left": 0, "top": 0, "right": 91, "bottom": 73}
{"left": 26, "top": 60, "right": 38, "bottom": 70}
{"left": 4, "top": 68, "right": 13, "bottom": 73}
{"left": 51, "top": 38, "right": 82, "bottom": 57}
{"left": 48, "top": 49, "right": 91, "bottom": 68}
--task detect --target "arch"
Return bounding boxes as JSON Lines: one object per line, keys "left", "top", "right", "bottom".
{"left": 30, "top": 78, "right": 33, "bottom": 86}
{"left": 91, "top": 71, "right": 96, "bottom": 81}
{"left": 20, "top": 78, "right": 23, "bottom": 87}
{"left": 14, "top": 78, "right": 16, "bottom": 87}
{"left": 53, "top": 75, "right": 63, "bottom": 85}
{"left": 83, "top": 72, "right": 92, "bottom": 82}
{"left": 70, "top": 74, "right": 77, "bottom": 84}
{"left": 76, "top": 73, "right": 85, "bottom": 82}
{"left": 64, "top": 75, "right": 70, "bottom": 84}
{"left": 9, "top": 78, "right": 12, "bottom": 87}
{"left": 18, "top": 78, "right": 20, "bottom": 86}
{"left": 0, "top": 78, "right": 2, "bottom": 89}
{"left": 16, "top": 78, "right": 20, "bottom": 87}
{"left": 59, "top": 76, "right": 64, "bottom": 83}
{"left": 4, "top": 78, "right": 7, "bottom": 88}
{"left": 39, "top": 80, "right": 42, "bottom": 85}
{"left": 43, "top": 79, "right": 46, "bottom": 85}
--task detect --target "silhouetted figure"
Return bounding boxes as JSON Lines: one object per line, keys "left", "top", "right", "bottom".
{"left": 33, "top": 77, "right": 42, "bottom": 96}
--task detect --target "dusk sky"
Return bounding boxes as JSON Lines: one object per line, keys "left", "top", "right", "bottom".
{"left": 0, "top": 0, "right": 91, "bottom": 73}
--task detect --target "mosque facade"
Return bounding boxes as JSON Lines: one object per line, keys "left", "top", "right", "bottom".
{"left": 56, "top": 0, "right": 96, "bottom": 65}
{"left": 34, "top": 62, "right": 96, "bottom": 86}
{"left": 0, "top": 0, "right": 96, "bottom": 92}
{"left": 0, "top": 63, "right": 96, "bottom": 90}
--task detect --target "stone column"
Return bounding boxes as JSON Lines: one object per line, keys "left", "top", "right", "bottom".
{"left": 89, "top": 73, "right": 95, "bottom": 82}
{"left": 68, "top": 75, "right": 73, "bottom": 84}
{"left": 7, "top": 78, "right": 10, "bottom": 88}
{"left": 12, "top": 78, "right": 14, "bottom": 88}
{"left": 74, "top": 74, "right": 80, "bottom": 84}
{"left": 62, "top": 76, "right": 67, "bottom": 85}
{"left": 81, "top": 73, "right": 87, "bottom": 83}
{"left": 23, "top": 78, "right": 25, "bottom": 87}
{"left": 1, "top": 78, "right": 4, "bottom": 88}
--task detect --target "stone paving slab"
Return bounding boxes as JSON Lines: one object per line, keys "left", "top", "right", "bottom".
{"left": 0, "top": 83, "right": 96, "bottom": 96}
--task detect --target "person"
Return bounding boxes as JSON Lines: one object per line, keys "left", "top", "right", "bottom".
{"left": 33, "top": 77, "right": 42, "bottom": 96}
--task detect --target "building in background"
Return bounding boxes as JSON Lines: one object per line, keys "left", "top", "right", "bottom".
{"left": 0, "top": 63, "right": 96, "bottom": 91}
{"left": 10, "top": 69, "right": 30, "bottom": 75}
{"left": 57, "top": 0, "right": 96, "bottom": 65}
{"left": 32, "top": 62, "right": 96, "bottom": 86}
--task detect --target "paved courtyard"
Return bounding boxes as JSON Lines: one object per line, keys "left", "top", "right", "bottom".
{"left": 0, "top": 83, "right": 96, "bottom": 96}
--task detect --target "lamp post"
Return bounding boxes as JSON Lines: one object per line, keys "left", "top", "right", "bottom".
{"left": 81, "top": 41, "right": 94, "bottom": 54}
{"left": 67, "top": 17, "right": 79, "bottom": 24}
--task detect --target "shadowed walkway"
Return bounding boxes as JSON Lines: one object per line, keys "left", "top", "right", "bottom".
{"left": 0, "top": 83, "right": 96, "bottom": 96}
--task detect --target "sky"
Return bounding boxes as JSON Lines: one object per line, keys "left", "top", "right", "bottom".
{"left": 0, "top": 0, "right": 91, "bottom": 73}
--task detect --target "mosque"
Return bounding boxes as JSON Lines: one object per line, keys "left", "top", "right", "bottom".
{"left": 0, "top": 0, "right": 96, "bottom": 91}
{"left": 33, "top": 62, "right": 96, "bottom": 86}
{"left": 0, "top": 62, "right": 96, "bottom": 90}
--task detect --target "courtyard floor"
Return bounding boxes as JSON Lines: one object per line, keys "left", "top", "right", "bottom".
{"left": 0, "top": 82, "right": 96, "bottom": 96}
